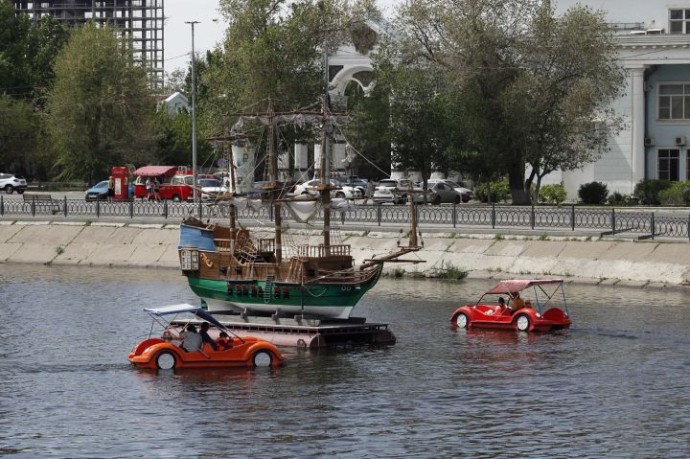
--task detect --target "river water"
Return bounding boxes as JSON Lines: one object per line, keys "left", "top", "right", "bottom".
{"left": 1, "top": 264, "right": 689, "bottom": 458}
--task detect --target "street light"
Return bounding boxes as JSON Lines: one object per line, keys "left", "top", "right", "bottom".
{"left": 185, "top": 20, "right": 200, "bottom": 203}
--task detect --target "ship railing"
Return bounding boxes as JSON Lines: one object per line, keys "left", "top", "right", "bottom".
{"left": 214, "top": 238, "right": 234, "bottom": 252}
{"left": 258, "top": 239, "right": 275, "bottom": 253}
{"left": 295, "top": 244, "right": 351, "bottom": 257}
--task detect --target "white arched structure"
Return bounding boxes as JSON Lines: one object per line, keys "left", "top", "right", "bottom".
{"left": 287, "top": 21, "right": 381, "bottom": 180}
{"left": 330, "top": 64, "right": 375, "bottom": 96}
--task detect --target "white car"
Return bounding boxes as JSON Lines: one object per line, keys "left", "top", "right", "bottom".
{"left": 373, "top": 179, "right": 416, "bottom": 204}
{"left": 293, "top": 179, "right": 363, "bottom": 200}
{"left": 0, "top": 173, "right": 28, "bottom": 194}
{"left": 199, "top": 178, "right": 228, "bottom": 201}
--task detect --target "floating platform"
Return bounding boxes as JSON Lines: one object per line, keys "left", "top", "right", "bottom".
{"left": 172, "top": 315, "right": 396, "bottom": 349}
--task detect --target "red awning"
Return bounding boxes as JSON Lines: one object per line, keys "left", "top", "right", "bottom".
{"left": 134, "top": 165, "right": 179, "bottom": 177}
{"left": 485, "top": 279, "right": 563, "bottom": 295}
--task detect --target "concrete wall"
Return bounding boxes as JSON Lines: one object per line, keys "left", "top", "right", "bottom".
{"left": 1, "top": 221, "right": 689, "bottom": 287}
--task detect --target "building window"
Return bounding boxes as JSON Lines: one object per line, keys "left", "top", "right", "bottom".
{"left": 658, "top": 149, "right": 680, "bottom": 180}
{"left": 669, "top": 9, "right": 690, "bottom": 34}
{"left": 658, "top": 84, "right": 690, "bottom": 120}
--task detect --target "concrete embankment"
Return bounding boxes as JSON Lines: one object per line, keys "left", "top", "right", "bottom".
{"left": 1, "top": 220, "right": 689, "bottom": 288}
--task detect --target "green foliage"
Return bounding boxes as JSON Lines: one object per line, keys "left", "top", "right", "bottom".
{"left": 344, "top": 82, "right": 392, "bottom": 179}
{"left": 633, "top": 179, "right": 672, "bottom": 206}
{"left": 195, "top": 0, "right": 355, "bottom": 177}
{"left": 0, "top": 2, "right": 69, "bottom": 101}
{"left": 436, "top": 262, "right": 468, "bottom": 280}
{"left": 46, "top": 23, "right": 155, "bottom": 183}
{"left": 658, "top": 181, "right": 690, "bottom": 206}
{"left": 0, "top": 94, "right": 39, "bottom": 172}
{"left": 539, "top": 183, "right": 567, "bottom": 205}
{"left": 607, "top": 192, "right": 637, "bottom": 206}
{"left": 475, "top": 180, "right": 511, "bottom": 203}
{"left": 0, "top": 2, "right": 70, "bottom": 178}
{"left": 377, "top": 0, "right": 624, "bottom": 205}
{"left": 154, "top": 109, "right": 213, "bottom": 168}
{"left": 578, "top": 181, "right": 609, "bottom": 205}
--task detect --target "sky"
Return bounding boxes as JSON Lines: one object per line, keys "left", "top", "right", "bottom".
{"left": 164, "top": 0, "right": 226, "bottom": 74}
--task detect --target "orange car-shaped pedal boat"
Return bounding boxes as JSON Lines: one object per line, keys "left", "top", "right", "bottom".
{"left": 450, "top": 279, "right": 572, "bottom": 332}
{"left": 128, "top": 304, "right": 284, "bottom": 370}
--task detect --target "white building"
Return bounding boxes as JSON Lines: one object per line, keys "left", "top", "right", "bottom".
{"left": 157, "top": 92, "right": 190, "bottom": 116}
{"left": 549, "top": 0, "right": 690, "bottom": 198}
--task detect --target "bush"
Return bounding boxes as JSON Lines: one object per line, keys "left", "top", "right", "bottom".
{"left": 633, "top": 179, "right": 672, "bottom": 205}
{"left": 658, "top": 181, "right": 690, "bottom": 206}
{"left": 607, "top": 191, "right": 637, "bottom": 206}
{"left": 539, "top": 183, "right": 567, "bottom": 205}
{"left": 578, "top": 181, "right": 609, "bottom": 205}
{"left": 475, "top": 180, "right": 511, "bottom": 203}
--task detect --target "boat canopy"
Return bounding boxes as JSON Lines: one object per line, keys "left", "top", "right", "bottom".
{"left": 134, "top": 165, "right": 179, "bottom": 177}
{"left": 486, "top": 279, "right": 564, "bottom": 294}
{"left": 144, "top": 303, "right": 224, "bottom": 329}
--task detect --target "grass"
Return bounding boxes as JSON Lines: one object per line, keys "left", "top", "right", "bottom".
{"left": 436, "top": 261, "right": 468, "bottom": 280}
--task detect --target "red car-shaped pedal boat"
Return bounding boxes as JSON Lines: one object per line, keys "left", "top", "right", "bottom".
{"left": 450, "top": 279, "right": 572, "bottom": 332}
{"left": 129, "top": 304, "right": 284, "bottom": 370}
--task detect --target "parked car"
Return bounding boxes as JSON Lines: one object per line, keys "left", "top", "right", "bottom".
{"left": 199, "top": 178, "right": 227, "bottom": 201}
{"left": 373, "top": 178, "right": 415, "bottom": 204}
{"left": 293, "top": 179, "right": 363, "bottom": 200}
{"left": 416, "top": 181, "right": 463, "bottom": 204}
{"left": 0, "top": 173, "right": 28, "bottom": 194}
{"left": 342, "top": 178, "right": 368, "bottom": 195}
{"left": 84, "top": 180, "right": 109, "bottom": 201}
{"left": 427, "top": 179, "right": 473, "bottom": 203}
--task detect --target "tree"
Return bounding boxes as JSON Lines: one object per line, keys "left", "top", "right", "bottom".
{"left": 0, "top": 1, "right": 69, "bottom": 101}
{"left": 0, "top": 94, "right": 39, "bottom": 172}
{"left": 343, "top": 81, "right": 393, "bottom": 180}
{"left": 197, "top": 0, "right": 353, "bottom": 177}
{"left": 0, "top": 1, "right": 70, "bottom": 177}
{"left": 46, "top": 23, "right": 155, "bottom": 183}
{"left": 383, "top": 0, "right": 625, "bottom": 204}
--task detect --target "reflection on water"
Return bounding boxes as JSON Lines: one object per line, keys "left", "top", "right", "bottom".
{"left": 1, "top": 264, "right": 689, "bottom": 458}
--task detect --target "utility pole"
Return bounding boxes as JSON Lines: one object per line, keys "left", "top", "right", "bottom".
{"left": 185, "top": 20, "right": 200, "bottom": 203}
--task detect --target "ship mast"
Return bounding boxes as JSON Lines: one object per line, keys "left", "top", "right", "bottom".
{"left": 266, "top": 98, "right": 283, "bottom": 264}
{"left": 318, "top": 48, "right": 332, "bottom": 251}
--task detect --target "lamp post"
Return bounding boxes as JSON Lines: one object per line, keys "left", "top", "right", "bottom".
{"left": 185, "top": 20, "right": 200, "bottom": 203}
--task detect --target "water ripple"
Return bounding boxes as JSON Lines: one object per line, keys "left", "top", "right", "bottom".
{"left": 1, "top": 266, "right": 690, "bottom": 458}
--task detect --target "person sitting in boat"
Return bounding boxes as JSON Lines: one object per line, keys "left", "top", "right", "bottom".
{"left": 180, "top": 324, "right": 203, "bottom": 352}
{"left": 215, "top": 331, "right": 233, "bottom": 350}
{"left": 509, "top": 292, "right": 526, "bottom": 313}
{"left": 199, "top": 322, "right": 218, "bottom": 351}
{"left": 498, "top": 297, "right": 506, "bottom": 309}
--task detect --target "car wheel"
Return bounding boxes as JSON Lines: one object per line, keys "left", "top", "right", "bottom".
{"left": 172, "top": 195, "right": 181, "bottom": 202}
{"left": 433, "top": 195, "right": 442, "bottom": 205}
{"left": 335, "top": 192, "right": 345, "bottom": 199}
{"left": 516, "top": 314, "right": 530, "bottom": 332}
{"left": 462, "top": 195, "right": 470, "bottom": 203}
{"left": 4, "top": 185, "right": 14, "bottom": 194}
{"left": 455, "top": 313, "right": 469, "bottom": 329}
{"left": 252, "top": 350, "right": 273, "bottom": 368}
{"left": 156, "top": 351, "right": 177, "bottom": 370}
{"left": 454, "top": 195, "right": 461, "bottom": 204}
{"left": 17, "top": 189, "right": 25, "bottom": 195}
